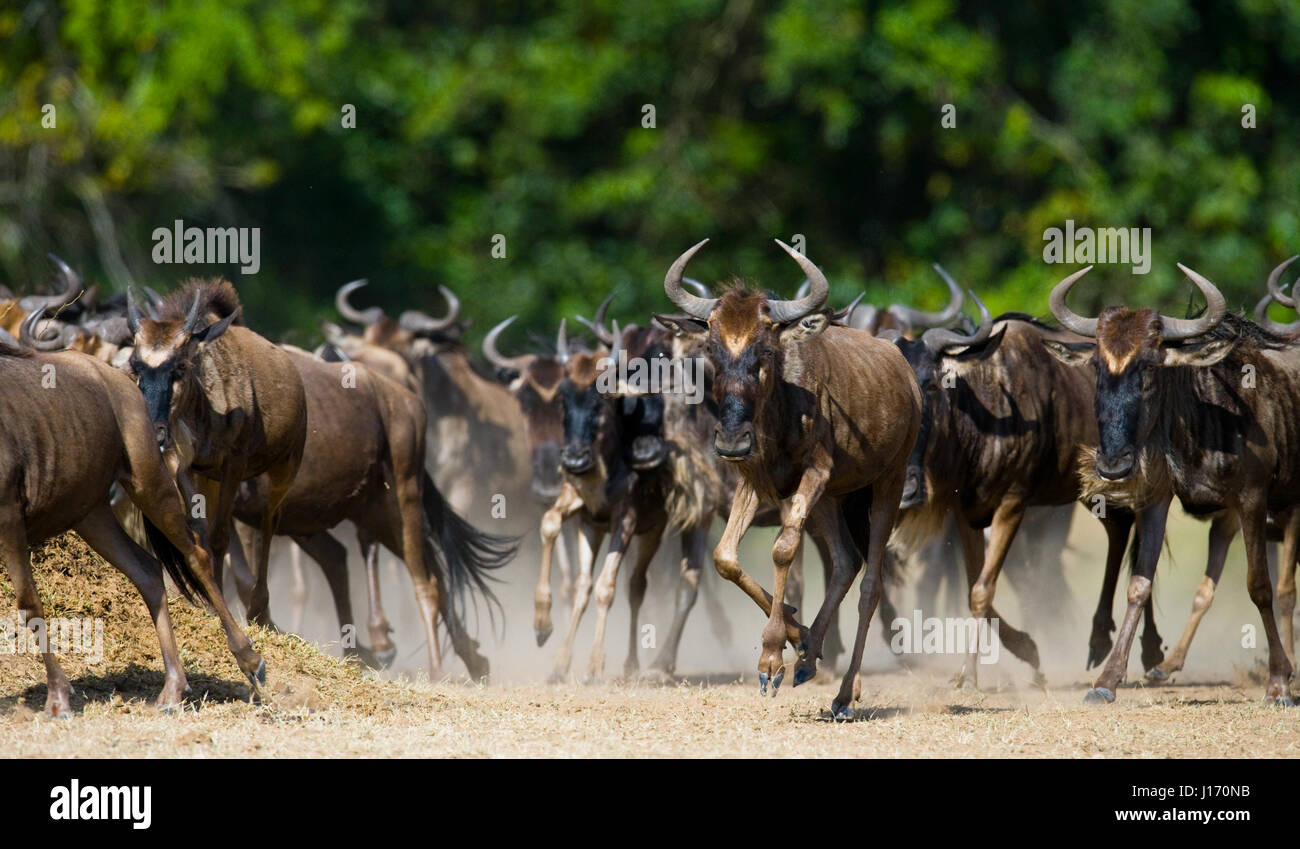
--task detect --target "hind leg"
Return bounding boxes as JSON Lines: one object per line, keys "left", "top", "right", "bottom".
{"left": 585, "top": 505, "right": 638, "bottom": 683}
{"left": 291, "top": 532, "right": 372, "bottom": 661}
{"left": 75, "top": 503, "right": 188, "bottom": 709}
{"left": 0, "top": 508, "right": 73, "bottom": 716}
{"left": 650, "top": 527, "right": 707, "bottom": 678}
{"left": 124, "top": 463, "right": 264, "bottom": 686}
{"left": 1274, "top": 509, "right": 1300, "bottom": 673}
{"left": 358, "top": 534, "right": 396, "bottom": 663}
{"left": 1150, "top": 514, "right": 1236, "bottom": 681}
{"left": 795, "top": 501, "right": 861, "bottom": 686}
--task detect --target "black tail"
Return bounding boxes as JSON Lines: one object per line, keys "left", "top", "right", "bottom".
{"left": 142, "top": 518, "right": 211, "bottom": 607}
{"left": 420, "top": 471, "right": 517, "bottom": 637}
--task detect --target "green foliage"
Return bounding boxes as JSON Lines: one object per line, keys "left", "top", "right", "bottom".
{"left": 3, "top": 0, "right": 1300, "bottom": 345}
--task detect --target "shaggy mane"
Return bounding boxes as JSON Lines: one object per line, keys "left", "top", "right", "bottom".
{"left": 157, "top": 278, "right": 243, "bottom": 325}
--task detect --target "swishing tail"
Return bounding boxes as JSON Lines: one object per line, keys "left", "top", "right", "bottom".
{"left": 420, "top": 471, "right": 518, "bottom": 637}
{"left": 142, "top": 517, "right": 211, "bottom": 606}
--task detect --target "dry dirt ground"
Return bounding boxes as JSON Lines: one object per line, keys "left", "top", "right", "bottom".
{"left": 2, "top": 532, "right": 1299, "bottom": 758}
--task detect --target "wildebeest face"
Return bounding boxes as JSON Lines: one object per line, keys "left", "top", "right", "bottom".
{"left": 558, "top": 353, "right": 611, "bottom": 475}
{"left": 127, "top": 290, "right": 238, "bottom": 446}
{"left": 512, "top": 359, "right": 566, "bottom": 499}
{"left": 1045, "top": 296, "right": 1235, "bottom": 482}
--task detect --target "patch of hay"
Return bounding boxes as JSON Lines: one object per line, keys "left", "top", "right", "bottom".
{"left": 0, "top": 533, "right": 436, "bottom": 717}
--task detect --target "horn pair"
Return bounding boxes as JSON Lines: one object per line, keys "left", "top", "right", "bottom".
{"left": 1049, "top": 265, "right": 1226, "bottom": 341}
{"left": 663, "top": 239, "right": 829, "bottom": 323}
{"left": 483, "top": 316, "right": 570, "bottom": 369}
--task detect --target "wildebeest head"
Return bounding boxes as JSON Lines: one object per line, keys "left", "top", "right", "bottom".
{"left": 656, "top": 239, "right": 831, "bottom": 461}
{"left": 1043, "top": 263, "right": 1231, "bottom": 482}
{"left": 884, "top": 266, "right": 995, "bottom": 508}
{"left": 127, "top": 279, "right": 241, "bottom": 445}
{"left": 484, "top": 315, "right": 569, "bottom": 500}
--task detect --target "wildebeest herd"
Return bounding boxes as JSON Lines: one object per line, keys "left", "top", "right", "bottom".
{"left": 4, "top": 243, "right": 1300, "bottom": 720}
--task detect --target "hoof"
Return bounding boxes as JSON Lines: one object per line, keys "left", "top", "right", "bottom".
{"left": 640, "top": 667, "right": 674, "bottom": 685}
{"left": 246, "top": 658, "right": 267, "bottom": 688}
{"left": 582, "top": 674, "right": 603, "bottom": 686}
{"left": 1030, "top": 670, "right": 1048, "bottom": 691}
{"left": 546, "top": 671, "right": 567, "bottom": 685}
{"left": 1145, "top": 666, "right": 1170, "bottom": 683}
{"left": 158, "top": 701, "right": 182, "bottom": 715}
{"left": 830, "top": 701, "right": 854, "bottom": 722}
{"left": 1265, "top": 693, "right": 1294, "bottom": 707}
{"left": 793, "top": 664, "right": 817, "bottom": 687}
{"left": 758, "top": 671, "right": 769, "bottom": 696}
{"left": 373, "top": 644, "right": 398, "bottom": 669}
{"left": 1083, "top": 687, "right": 1115, "bottom": 705}
{"left": 535, "top": 628, "right": 553, "bottom": 648}
{"left": 770, "top": 669, "right": 784, "bottom": 696}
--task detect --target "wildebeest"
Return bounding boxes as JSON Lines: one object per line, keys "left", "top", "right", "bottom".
{"left": 335, "top": 280, "right": 532, "bottom": 522}
{"left": 225, "top": 348, "right": 514, "bottom": 679}
{"left": 657, "top": 239, "right": 921, "bottom": 718}
{"left": 0, "top": 341, "right": 263, "bottom": 714}
{"left": 1045, "top": 263, "right": 1299, "bottom": 704}
{"left": 884, "top": 266, "right": 1128, "bottom": 688}
{"left": 126, "top": 279, "right": 308, "bottom": 633}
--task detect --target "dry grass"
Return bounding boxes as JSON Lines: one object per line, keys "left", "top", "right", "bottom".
{"left": 2, "top": 533, "right": 1298, "bottom": 758}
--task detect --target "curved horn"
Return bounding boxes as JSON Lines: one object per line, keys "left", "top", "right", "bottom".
{"left": 922, "top": 291, "right": 993, "bottom": 353}
{"left": 887, "top": 264, "right": 965, "bottom": 330}
{"left": 664, "top": 239, "right": 718, "bottom": 320}
{"left": 607, "top": 319, "right": 621, "bottom": 363}
{"left": 1254, "top": 291, "right": 1300, "bottom": 335}
{"left": 1161, "top": 265, "right": 1227, "bottom": 341}
{"left": 143, "top": 286, "right": 166, "bottom": 319}
{"left": 126, "top": 288, "right": 144, "bottom": 335}
{"left": 575, "top": 291, "right": 616, "bottom": 345}
{"left": 795, "top": 278, "right": 811, "bottom": 299}
{"left": 20, "top": 308, "right": 64, "bottom": 351}
{"left": 1048, "top": 266, "right": 1099, "bottom": 338}
{"left": 682, "top": 278, "right": 714, "bottom": 298}
{"left": 769, "top": 239, "right": 829, "bottom": 323}
{"left": 1265, "top": 255, "right": 1300, "bottom": 308}
{"left": 19, "top": 254, "right": 81, "bottom": 314}
{"left": 834, "top": 292, "right": 866, "bottom": 324}
{"left": 336, "top": 279, "right": 384, "bottom": 325}
{"left": 398, "top": 285, "right": 462, "bottom": 333}
{"left": 556, "top": 318, "right": 569, "bottom": 364}
{"left": 482, "top": 315, "right": 533, "bottom": 371}
{"left": 182, "top": 290, "right": 204, "bottom": 333}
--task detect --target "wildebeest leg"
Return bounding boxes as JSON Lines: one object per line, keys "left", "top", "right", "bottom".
{"left": 555, "top": 529, "right": 574, "bottom": 608}
{"left": 536, "top": 482, "right": 583, "bottom": 646}
{"left": 1088, "top": 511, "right": 1134, "bottom": 669}
{"left": 585, "top": 505, "right": 640, "bottom": 682}
{"left": 787, "top": 540, "right": 805, "bottom": 621}
{"left": 1138, "top": 592, "right": 1165, "bottom": 673}
{"left": 75, "top": 503, "right": 188, "bottom": 709}
{"left": 359, "top": 536, "right": 396, "bottom": 663}
{"left": 1274, "top": 508, "right": 1300, "bottom": 672}
{"left": 391, "top": 474, "right": 445, "bottom": 681}
{"left": 288, "top": 543, "right": 308, "bottom": 634}
{"left": 290, "top": 532, "right": 370, "bottom": 661}
{"left": 760, "top": 461, "right": 831, "bottom": 695}
{"left": 650, "top": 526, "right": 707, "bottom": 677}
{"left": 1150, "top": 512, "right": 1238, "bottom": 682}
{"left": 245, "top": 465, "right": 295, "bottom": 630}
{"left": 130, "top": 467, "right": 264, "bottom": 686}
{"left": 228, "top": 521, "right": 255, "bottom": 607}
{"left": 549, "top": 516, "right": 603, "bottom": 682}
{"left": 811, "top": 533, "right": 845, "bottom": 666}
{"left": 964, "top": 499, "right": 1040, "bottom": 687}
{"left": 620, "top": 529, "right": 663, "bottom": 679}
{"left": 794, "top": 502, "right": 860, "bottom": 686}
{"left": 0, "top": 508, "right": 73, "bottom": 716}
{"left": 951, "top": 513, "right": 1037, "bottom": 690}
{"left": 713, "top": 482, "right": 806, "bottom": 667}
{"left": 832, "top": 473, "right": 906, "bottom": 719}
{"left": 1237, "top": 501, "right": 1294, "bottom": 704}
{"left": 1087, "top": 496, "right": 1171, "bottom": 702}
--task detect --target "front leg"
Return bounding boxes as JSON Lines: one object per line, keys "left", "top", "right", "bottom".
{"left": 1089, "top": 511, "right": 1133, "bottom": 669}
{"left": 713, "top": 481, "right": 805, "bottom": 659}
{"left": 1088, "top": 496, "right": 1171, "bottom": 702}
{"left": 536, "top": 481, "right": 583, "bottom": 646}
{"left": 585, "top": 502, "right": 640, "bottom": 683}
{"left": 759, "top": 462, "right": 829, "bottom": 696}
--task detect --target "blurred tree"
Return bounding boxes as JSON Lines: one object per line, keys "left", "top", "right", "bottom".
{"left": 2, "top": 0, "right": 1300, "bottom": 342}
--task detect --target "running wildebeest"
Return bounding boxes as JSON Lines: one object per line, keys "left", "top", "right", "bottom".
{"left": 0, "top": 340, "right": 263, "bottom": 714}
{"left": 226, "top": 348, "right": 515, "bottom": 679}
{"left": 657, "top": 239, "right": 921, "bottom": 718}
{"left": 126, "top": 279, "right": 307, "bottom": 632}
{"left": 1045, "top": 263, "right": 1300, "bottom": 704}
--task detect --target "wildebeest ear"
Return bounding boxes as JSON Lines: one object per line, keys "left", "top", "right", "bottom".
{"left": 193, "top": 309, "right": 240, "bottom": 343}
{"left": 1161, "top": 338, "right": 1234, "bottom": 368}
{"left": 1041, "top": 339, "right": 1094, "bottom": 366}
{"left": 653, "top": 313, "right": 708, "bottom": 338}
{"left": 779, "top": 312, "right": 829, "bottom": 343}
